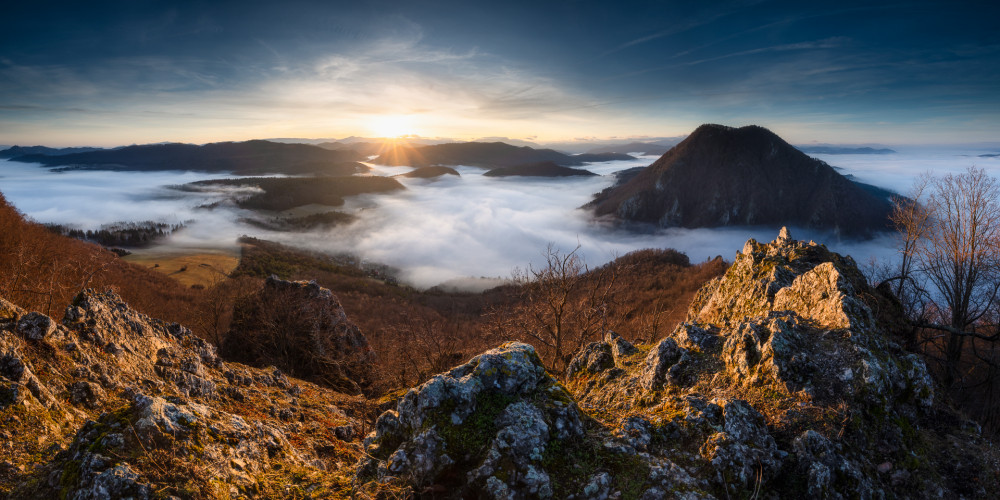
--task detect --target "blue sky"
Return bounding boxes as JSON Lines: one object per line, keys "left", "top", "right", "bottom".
{"left": 2, "top": 0, "right": 998, "bottom": 146}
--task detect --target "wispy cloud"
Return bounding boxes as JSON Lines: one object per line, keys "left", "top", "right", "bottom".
{"left": 0, "top": 30, "right": 602, "bottom": 144}
{"left": 604, "top": 0, "right": 770, "bottom": 56}
{"left": 681, "top": 37, "right": 850, "bottom": 66}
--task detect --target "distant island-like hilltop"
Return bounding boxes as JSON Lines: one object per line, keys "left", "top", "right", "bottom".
{"left": 483, "top": 161, "right": 597, "bottom": 178}
{"left": 587, "top": 124, "right": 895, "bottom": 237}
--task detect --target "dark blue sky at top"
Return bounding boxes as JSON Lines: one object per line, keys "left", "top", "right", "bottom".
{"left": 2, "top": 0, "right": 999, "bottom": 145}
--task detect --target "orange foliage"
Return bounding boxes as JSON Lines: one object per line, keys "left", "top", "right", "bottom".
{"left": 0, "top": 192, "right": 204, "bottom": 326}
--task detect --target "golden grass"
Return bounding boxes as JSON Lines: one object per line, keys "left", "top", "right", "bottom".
{"left": 124, "top": 250, "right": 239, "bottom": 288}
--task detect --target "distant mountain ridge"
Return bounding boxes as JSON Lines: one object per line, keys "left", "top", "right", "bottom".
{"left": 796, "top": 145, "right": 896, "bottom": 155}
{"left": 585, "top": 142, "right": 673, "bottom": 156}
{"left": 373, "top": 141, "right": 633, "bottom": 168}
{"left": 0, "top": 145, "right": 105, "bottom": 158}
{"left": 8, "top": 140, "right": 365, "bottom": 175}
{"left": 587, "top": 124, "right": 895, "bottom": 237}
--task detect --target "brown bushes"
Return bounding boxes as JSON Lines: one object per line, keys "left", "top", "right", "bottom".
{"left": 0, "top": 193, "right": 204, "bottom": 326}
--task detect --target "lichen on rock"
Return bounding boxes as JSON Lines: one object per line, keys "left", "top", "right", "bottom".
{"left": 558, "top": 228, "right": 997, "bottom": 499}
{"left": 2, "top": 287, "right": 364, "bottom": 498}
{"left": 358, "top": 342, "right": 691, "bottom": 498}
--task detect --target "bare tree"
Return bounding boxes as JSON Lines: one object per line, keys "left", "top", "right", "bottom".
{"left": 889, "top": 174, "right": 933, "bottom": 299}
{"left": 193, "top": 274, "right": 258, "bottom": 346}
{"left": 917, "top": 167, "right": 1000, "bottom": 385}
{"left": 890, "top": 167, "right": 1000, "bottom": 386}
{"left": 490, "top": 244, "right": 624, "bottom": 374}
{"left": 886, "top": 175, "right": 935, "bottom": 347}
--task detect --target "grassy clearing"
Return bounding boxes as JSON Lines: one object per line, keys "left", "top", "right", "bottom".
{"left": 124, "top": 250, "right": 239, "bottom": 288}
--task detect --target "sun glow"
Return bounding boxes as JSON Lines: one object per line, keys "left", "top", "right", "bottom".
{"left": 368, "top": 114, "right": 416, "bottom": 138}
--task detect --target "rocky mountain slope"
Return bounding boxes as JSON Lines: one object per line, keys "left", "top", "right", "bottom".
{"left": 1, "top": 230, "right": 997, "bottom": 498}
{"left": 587, "top": 124, "right": 895, "bottom": 237}
{"left": 0, "top": 279, "right": 367, "bottom": 498}
{"left": 360, "top": 229, "right": 998, "bottom": 498}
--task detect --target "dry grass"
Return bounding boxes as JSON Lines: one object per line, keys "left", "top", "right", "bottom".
{"left": 124, "top": 250, "right": 240, "bottom": 288}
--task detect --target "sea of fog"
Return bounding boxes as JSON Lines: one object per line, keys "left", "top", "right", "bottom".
{"left": 1, "top": 148, "right": 997, "bottom": 290}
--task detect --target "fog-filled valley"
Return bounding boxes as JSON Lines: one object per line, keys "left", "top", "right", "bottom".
{"left": 6, "top": 0, "right": 1000, "bottom": 496}
{"left": 2, "top": 146, "right": 996, "bottom": 290}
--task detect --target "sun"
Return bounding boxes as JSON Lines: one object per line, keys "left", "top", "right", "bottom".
{"left": 368, "top": 114, "right": 415, "bottom": 138}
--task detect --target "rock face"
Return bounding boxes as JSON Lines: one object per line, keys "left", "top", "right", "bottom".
{"left": 0, "top": 289, "right": 364, "bottom": 498}
{"left": 559, "top": 229, "right": 995, "bottom": 499}
{"left": 352, "top": 228, "right": 999, "bottom": 499}
{"left": 222, "top": 276, "right": 375, "bottom": 394}
{"left": 586, "top": 124, "right": 894, "bottom": 237}
{"left": 357, "top": 342, "right": 705, "bottom": 498}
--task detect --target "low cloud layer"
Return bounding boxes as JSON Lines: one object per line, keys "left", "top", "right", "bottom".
{"left": 3, "top": 149, "right": 995, "bottom": 290}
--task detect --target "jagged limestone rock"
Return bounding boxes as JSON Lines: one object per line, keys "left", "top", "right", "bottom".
{"left": 566, "top": 341, "right": 615, "bottom": 379}
{"left": 606, "top": 330, "right": 638, "bottom": 359}
{"left": 673, "top": 322, "right": 719, "bottom": 351}
{"left": 16, "top": 311, "right": 57, "bottom": 341}
{"left": 566, "top": 331, "right": 638, "bottom": 380}
{"left": 358, "top": 342, "right": 700, "bottom": 498}
{"left": 223, "top": 275, "right": 375, "bottom": 394}
{"left": 640, "top": 337, "right": 686, "bottom": 390}
{"left": 773, "top": 261, "right": 874, "bottom": 331}
{"left": 687, "top": 231, "right": 871, "bottom": 330}
{"left": 792, "top": 430, "right": 871, "bottom": 499}
{"left": 359, "top": 343, "right": 574, "bottom": 496}
{"left": 0, "top": 297, "right": 25, "bottom": 326}
{"left": 2, "top": 288, "right": 364, "bottom": 498}
{"left": 53, "top": 452, "right": 153, "bottom": 500}
{"left": 562, "top": 229, "right": 994, "bottom": 499}
{"left": 777, "top": 225, "right": 792, "bottom": 244}
{"left": 2, "top": 225, "right": 998, "bottom": 499}
{"left": 699, "top": 399, "right": 782, "bottom": 495}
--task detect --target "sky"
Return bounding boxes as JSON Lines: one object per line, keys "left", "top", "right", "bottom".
{"left": 2, "top": 0, "right": 999, "bottom": 147}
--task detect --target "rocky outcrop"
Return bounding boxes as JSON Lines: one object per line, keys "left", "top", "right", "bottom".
{"left": 0, "top": 289, "right": 364, "bottom": 498}
{"left": 357, "top": 342, "right": 708, "bottom": 498}
{"left": 561, "top": 229, "right": 997, "bottom": 499}
{"left": 222, "top": 276, "right": 375, "bottom": 394}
